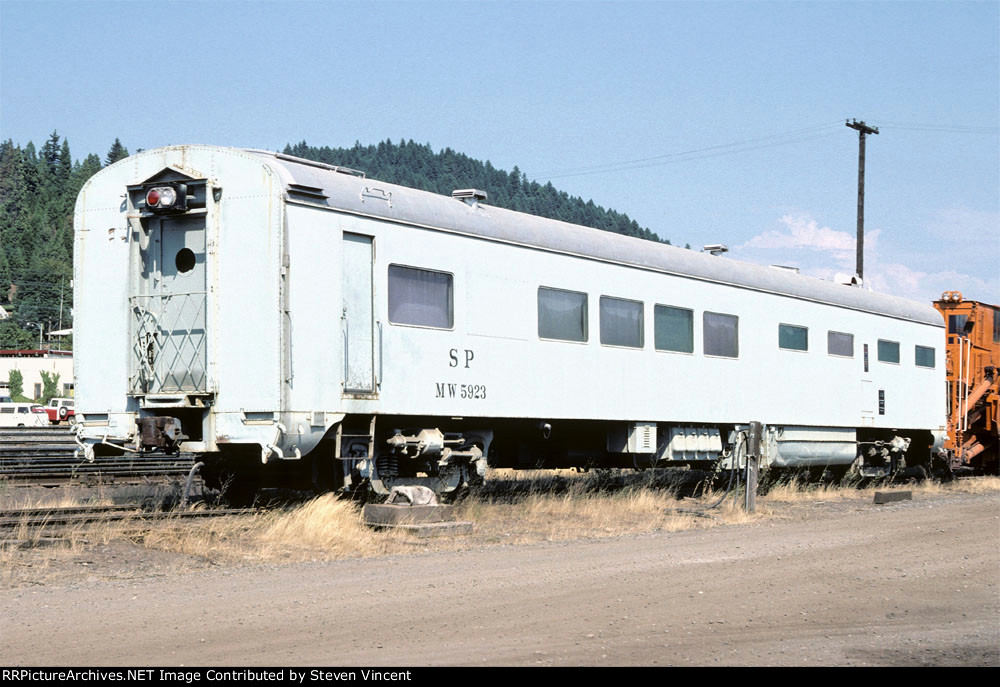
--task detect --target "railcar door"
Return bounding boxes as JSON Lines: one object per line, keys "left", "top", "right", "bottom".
{"left": 132, "top": 216, "right": 208, "bottom": 394}
{"left": 342, "top": 233, "right": 376, "bottom": 394}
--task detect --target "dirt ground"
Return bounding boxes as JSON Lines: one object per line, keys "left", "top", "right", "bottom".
{"left": 1, "top": 487, "right": 998, "bottom": 666}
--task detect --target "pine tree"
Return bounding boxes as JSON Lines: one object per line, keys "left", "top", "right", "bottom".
{"left": 58, "top": 138, "right": 73, "bottom": 186}
{"left": 105, "top": 138, "right": 129, "bottom": 166}
{"left": 275, "top": 139, "right": 670, "bottom": 244}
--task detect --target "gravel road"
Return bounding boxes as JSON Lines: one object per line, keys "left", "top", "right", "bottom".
{"left": 3, "top": 492, "right": 998, "bottom": 666}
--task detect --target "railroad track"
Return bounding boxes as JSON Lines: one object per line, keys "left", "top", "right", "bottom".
{"left": 0, "top": 426, "right": 196, "bottom": 484}
{"left": 0, "top": 504, "right": 261, "bottom": 544}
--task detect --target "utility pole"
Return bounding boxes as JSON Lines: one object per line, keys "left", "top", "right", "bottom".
{"left": 846, "top": 119, "right": 879, "bottom": 282}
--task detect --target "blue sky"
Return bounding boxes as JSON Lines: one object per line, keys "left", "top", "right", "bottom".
{"left": 2, "top": 0, "right": 997, "bottom": 304}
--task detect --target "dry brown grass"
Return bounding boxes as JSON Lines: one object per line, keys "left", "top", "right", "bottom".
{"left": 761, "top": 475, "right": 1000, "bottom": 503}
{"left": 4, "top": 471, "right": 996, "bottom": 586}
{"left": 129, "top": 470, "right": 768, "bottom": 564}
{"left": 139, "top": 494, "right": 405, "bottom": 562}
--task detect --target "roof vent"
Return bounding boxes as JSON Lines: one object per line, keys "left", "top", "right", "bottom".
{"left": 702, "top": 244, "right": 728, "bottom": 256}
{"left": 452, "top": 188, "right": 488, "bottom": 207}
{"left": 287, "top": 183, "right": 329, "bottom": 202}
{"left": 834, "top": 272, "right": 863, "bottom": 286}
{"left": 769, "top": 264, "right": 800, "bottom": 274}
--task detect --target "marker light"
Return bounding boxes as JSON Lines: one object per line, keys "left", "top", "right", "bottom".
{"left": 143, "top": 183, "right": 188, "bottom": 212}
{"left": 158, "top": 186, "right": 177, "bottom": 207}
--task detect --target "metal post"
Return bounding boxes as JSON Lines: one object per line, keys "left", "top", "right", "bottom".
{"left": 745, "top": 421, "right": 763, "bottom": 512}
{"left": 846, "top": 119, "right": 879, "bottom": 282}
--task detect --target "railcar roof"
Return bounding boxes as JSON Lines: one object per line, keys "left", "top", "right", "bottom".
{"left": 238, "top": 147, "right": 939, "bottom": 326}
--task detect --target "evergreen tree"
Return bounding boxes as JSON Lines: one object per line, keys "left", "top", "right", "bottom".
{"left": 105, "top": 138, "right": 129, "bottom": 165}
{"left": 57, "top": 138, "right": 73, "bottom": 186}
{"left": 282, "top": 139, "right": 669, "bottom": 244}
{"left": 41, "top": 131, "right": 61, "bottom": 171}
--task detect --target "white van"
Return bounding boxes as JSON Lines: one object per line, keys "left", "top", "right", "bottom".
{"left": 0, "top": 403, "right": 48, "bottom": 427}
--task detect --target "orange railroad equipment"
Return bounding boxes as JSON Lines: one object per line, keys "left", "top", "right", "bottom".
{"left": 933, "top": 291, "right": 999, "bottom": 473}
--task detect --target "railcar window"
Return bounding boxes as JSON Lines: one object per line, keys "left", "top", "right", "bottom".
{"left": 654, "top": 305, "right": 693, "bottom": 353}
{"left": 994, "top": 310, "right": 1000, "bottom": 344}
{"left": 703, "top": 312, "right": 738, "bottom": 358}
{"left": 387, "top": 265, "right": 454, "bottom": 329}
{"left": 915, "top": 345, "right": 936, "bottom": 368}
{"left": 827, "top": 331, "right": 854, "bottom": 357}
{"left": 877, "top": 339, "right": 900, "bottom": 364}
{"left": 778, "top": 324, "right": 808, "bottom": 351}
{"left": 600, "top": 297, "right": 643, "bottom": 348}
{"left": 538, "top": 287, "right": 588, "bottom": 342}
{"left": 948, "top": 315, "right": 967, "bottom": 335}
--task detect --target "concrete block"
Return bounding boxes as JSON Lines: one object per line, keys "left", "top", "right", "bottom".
{"left": 363, "top": 503, "right": 455, "bottom": 526}
{"left": 873, "top": 490, "right": 912, "bottom": 504}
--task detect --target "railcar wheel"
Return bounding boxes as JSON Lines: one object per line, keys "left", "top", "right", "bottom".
{"left": 893, "top": 465, "right": 928, "bottom": 483}
{"left": 365, "top": 461, "right": 469, "bottom": 503}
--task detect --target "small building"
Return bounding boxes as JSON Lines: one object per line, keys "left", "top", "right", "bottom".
{"left": 0, "top": 350, "right": 74, "bottom": 400}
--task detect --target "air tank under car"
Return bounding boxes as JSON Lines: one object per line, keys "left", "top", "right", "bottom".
{"left": 72, "top": 145, "right": 947, "bottom": 497}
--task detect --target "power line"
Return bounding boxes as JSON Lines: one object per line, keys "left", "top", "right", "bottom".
{"left": 540, "top": 130, "right": 843, "bottom": 181}
{"left": 527, "top": 118, "right": 998, "bottom": 182}
{"left": 876, "top": 120, "right": 998, "bottom": 133}
{"left": 532, "top": 121, "right": 845, "bottom": 180}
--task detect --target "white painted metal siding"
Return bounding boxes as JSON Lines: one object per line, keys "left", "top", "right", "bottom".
{"left": 74, "top": 147, "right": 284, "bottom": 435}
{"left": 74, "top": 145, "right": 946, "bottom": 460}
{"left": 328, "top": 216, "right": 944, "bottom": 429}
{"left": 284, "top": 203, "right": 342, "bottom": 412}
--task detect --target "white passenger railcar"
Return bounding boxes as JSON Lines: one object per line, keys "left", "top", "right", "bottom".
{"left": 73, "top": 145, "right": 946, "bottom": 496}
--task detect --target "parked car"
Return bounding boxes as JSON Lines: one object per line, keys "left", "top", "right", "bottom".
{"left": 0, "top": 395, "right": 12, "bottom": 403}
{"left": 45, "top": 397, "right": 76, "bottom": 425}
{"left": 0, "top": 403, "right": 48, "bottom": 427}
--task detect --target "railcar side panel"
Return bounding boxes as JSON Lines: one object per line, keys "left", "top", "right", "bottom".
{"left": 74, "top": 167, "right": 133, "bottom": 417}
{"left": 210, "top": 153, "right": 284, "bottom": 415}
{"left": 323, "top": 216, "right": 944, "bottom": 430}
{"left": 285, "top": 203, "right": 343, "bottom": 412}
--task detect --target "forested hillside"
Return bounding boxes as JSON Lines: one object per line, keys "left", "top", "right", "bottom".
{"left": 283, "top": 139, "right": 665, "bottom": 243}
{"left": 0, "top": 135, "right": 667, "bottom": 350}
{"left": 0, "top": 133, "right": 130, "bottom": 349}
